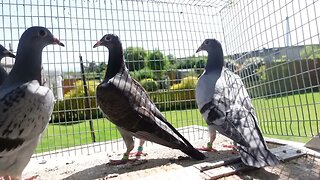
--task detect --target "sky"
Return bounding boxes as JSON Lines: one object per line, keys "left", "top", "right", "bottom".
{"left": 0, "top": 0, "right": 320, "bottom": 73}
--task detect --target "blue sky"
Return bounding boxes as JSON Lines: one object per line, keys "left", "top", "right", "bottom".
{"left": 1, "top": 0, "right": 320, "bottom": 72}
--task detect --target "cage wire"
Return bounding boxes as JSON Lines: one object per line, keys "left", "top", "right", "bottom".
{"left": 0, "top": 0, "right": 319, "bottom": 158}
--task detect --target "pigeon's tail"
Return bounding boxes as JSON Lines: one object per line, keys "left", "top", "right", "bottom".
{"left": 180, "top": 144, "right": 206, "bottom": 160}
{"left": 237, "top": 143, "right": 280, "bottom": 168}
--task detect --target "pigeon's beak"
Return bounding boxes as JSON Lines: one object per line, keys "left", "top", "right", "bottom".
{"left": 53, "top": 37, "right": 65, "bottom": 47}
{"left": 4, "top": 50, "right": 15, "bottom": 58}
{"left": 196, "top": 45, "right": 203, "bottom": 53}
{"left": 93, "top": 41, "right": 102, "bottom": 48}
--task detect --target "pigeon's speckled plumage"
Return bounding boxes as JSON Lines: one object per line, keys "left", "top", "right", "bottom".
{"left": 0, "top": 44, "right": 15, "bottom": 86}
{"left": 94, "top": 34, "right": 205, "bottom": 161}
{"left": 195, "top": 39, "right": 279, "bottom": 168}
{"left": 0, "top": 26, "right": 64, "bottom": 180}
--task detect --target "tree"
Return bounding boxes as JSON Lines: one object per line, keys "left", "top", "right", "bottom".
{"left": 167, "top": 54, "right": 176, "bottom": 65}
{"left": 147, "top": 49, "right": 169, "bottom": 71}
{"left": 300, "top": 45, "right": 320, "bottom": 59}
{"left": 124, "top": 47, "right": 147, "bottom": 71}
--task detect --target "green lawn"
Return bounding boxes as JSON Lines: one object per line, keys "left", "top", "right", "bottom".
{"left": 36, "top": 108, "right": 206, "bottom": 153}
{"left": 36, "top": 92, "right": 320, "bottom": 153}
{"left": 253, "top": 92, "right": 320, "bottom": 142}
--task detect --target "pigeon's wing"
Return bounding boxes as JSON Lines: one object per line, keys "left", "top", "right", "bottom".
{"left": 120, "top": 71, "right": 198, "bottom": 147}
{"left": 130, "top": 76, "right": 168, "bottom": 121}
{"left": 0, "top": 80, "right": 54, "bottom": 154}
{"left": 111, "top": 71, "right": 197, "bottom": 148}
{"left": 199, "top": 68, "right": 255, "bottom": 147}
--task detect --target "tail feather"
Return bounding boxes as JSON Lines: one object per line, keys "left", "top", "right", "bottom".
{"left": 238, "top": 144, "right": 280, "bottom": 168}
{"left": 181, "top": 145, "right": 206, "bottom": 160}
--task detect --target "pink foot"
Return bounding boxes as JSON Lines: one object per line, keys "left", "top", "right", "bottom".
{"left": 129, "top": 151, "right": 147, "bottom": 157}
{"left": 24, "top": 175, "right": 39, "bottom": 180}
{"left": 222, "top": 144, "right": 237, "bottom": 149}
{"left": 196, "top": 147, "right": 218, "bottom": 152}
{"left": 222, "top": 144, "right": 239, "bottom": 154}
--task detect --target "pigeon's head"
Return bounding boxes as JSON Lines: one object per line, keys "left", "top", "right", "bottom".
{"left": 196, "top": 39, "right": 222, "bottom": 54}
{"left": 0, "top": 44, "right": 15, "bottom": 59}
{"left": 19, "top": 26, "right": 64, "bottom": 49}
{"left": 93, "top": 34, "right": 122, "bottom": 49}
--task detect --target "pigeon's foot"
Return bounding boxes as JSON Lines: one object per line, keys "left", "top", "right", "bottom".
{"left": 0, "top": 175, "right": 33, "bottom": 180}
{"left": 24, "top": 175, "right": 39, "bottom": 180}
{"left": 108, "top": 159, "right": 134, "bottom": 165}
{"left": 0, "top": 176, "right": 7, "bottom": 180}
{"left": 222, "top": 144, "right": 237, "bottom": 149}
{"left": 196, "top": 147, "right": 217, "bottom": 152}
{"left": 129, "top": 151, "right": 147, "bottom": 157}
{"left": 222, "top": 144, "right": 239, "bottom": 154}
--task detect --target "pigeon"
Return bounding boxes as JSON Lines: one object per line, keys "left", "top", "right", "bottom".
{"left": 195, "top": 39, "right": 279, "bottom": 168}
{"left": 93, "top": 34, "right": 205, "bottom": 164}
{"left": 0, "top": 44, "right": 16, "bottom": 86}
{"left": 0, "top": 26, "right": 64, "bottom": 180}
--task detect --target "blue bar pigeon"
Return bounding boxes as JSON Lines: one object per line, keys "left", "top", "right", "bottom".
{"left": 0, "top": 44, "right": 15, "bottom": 86}
{"left": 93, "top": 34, "right": 205, "bottom": 165}
{"left": 0, "top": 26, "right": 64, "bottom": 180}
{"left": 195, "top": 39, "right": 279, "bottom": 168}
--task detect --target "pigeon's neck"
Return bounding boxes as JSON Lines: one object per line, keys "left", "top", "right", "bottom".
{"left": 6, "top": 45, "right": 43, "bottom": 84}
{"left": 105, "top": 47, "right": 125, "bottom": 80}
{"left": 205, "top": 50, "right": 224, "bottom": 72}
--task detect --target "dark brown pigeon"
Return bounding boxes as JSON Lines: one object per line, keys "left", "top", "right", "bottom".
{"left": 93, "top": 34, "right": 205, "bottom": 164}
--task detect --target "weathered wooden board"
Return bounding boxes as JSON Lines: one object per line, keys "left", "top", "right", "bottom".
{"left": 194, "top": 145, "right": 306, "bottom": 180}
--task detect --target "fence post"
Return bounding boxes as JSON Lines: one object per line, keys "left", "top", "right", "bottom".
{"left": 79, "top": 54, "right": 96, "bottom": 143}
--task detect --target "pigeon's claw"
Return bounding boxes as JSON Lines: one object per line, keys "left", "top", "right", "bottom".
{"left": 24, "top": 175, "right": 39, "bottom": 180}
{"left": 129, "top": 151, "right": 147, "bottom": 157}
{"left": 196, "top": 147, "right": 218, "bottom": 152}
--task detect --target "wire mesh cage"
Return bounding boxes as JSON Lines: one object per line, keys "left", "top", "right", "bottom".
{"left": 0, "top": 0, "right": 319, "bottom": 158}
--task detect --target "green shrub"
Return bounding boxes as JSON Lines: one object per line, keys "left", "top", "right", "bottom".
{"left": 124, "top": 47, "right": 147, "bottom": 71}
{"left": 247, "top": 59, "right": 320, "bottom": 98}
{"left": 170, "top": 76, "right": 198, "bottom": 90}
{"left": 131, "top": 68, "right": 154, "bottom": 81}
{"left": 140, "top": 78, "right": 159, "bottom": 92}
{"left": 149, "top": 89, "right": 197, "bottom": 111}
{"left": 143, "top": 76, "right": 198, "bottom": 111}
{"left": 147, "top": 49, "right": 169, "bottom": 71}
{"left": 52, "top": 80, "right": 103, "bottom": 123}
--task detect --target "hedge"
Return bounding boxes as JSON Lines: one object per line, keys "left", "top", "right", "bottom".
{"left": 246, "top": 59, "right": 320, "bottom": 98}
{"left": 51, "top": 80, "right": 103, "bottom": 123}
{"left": 51, "top": 76, "right": 200, "bottom": 123}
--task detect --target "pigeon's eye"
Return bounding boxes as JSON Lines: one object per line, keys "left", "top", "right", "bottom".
{"left": 39, "top": 30, "right": 47, "bottom": 37}
{"left": 204, "top": 41, "right": 209, "bottom": 45}
{"left": 105, "top": 36, "right": 111, "bottom": 41}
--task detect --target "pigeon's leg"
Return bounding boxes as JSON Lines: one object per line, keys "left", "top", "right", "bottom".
{"left": 197, "top": 126, "right": 217, "bottom": 152}
{"left": 129, "top": 139, "right": 147, "bottom": 157}
{"left": 109, "top": 127, "right": 136, "bottom": 165}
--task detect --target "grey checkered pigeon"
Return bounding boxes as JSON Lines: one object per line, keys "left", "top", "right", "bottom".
{"left": 93, "top": 34, "right": 205, "bottom": 161}
{"left": 195, "top": 39, "right": 279, "bottom": 168}
{"left": 0, "top": 26, "right": 64, "bottom": 180}
{"left": 0, "top": 44, "right": 15, "bottom": 86}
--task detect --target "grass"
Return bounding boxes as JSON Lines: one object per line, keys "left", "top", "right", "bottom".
{"left": 36, "top": 108, "right": 206, "bottom": 153}
{"left": 36, "top": 92, "right": 320, "bottom": 153}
